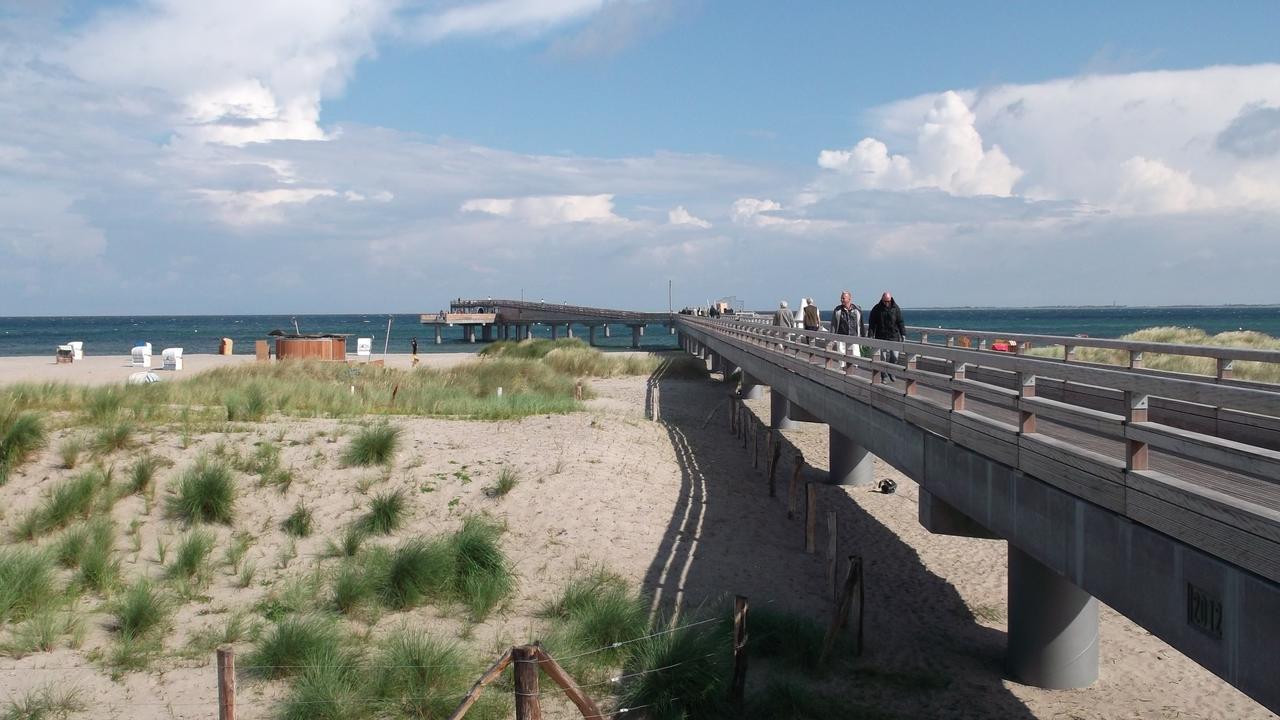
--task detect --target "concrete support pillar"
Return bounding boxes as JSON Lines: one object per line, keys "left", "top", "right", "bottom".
{"left": 524, "top": 325, "right": 533, "bottom": 340}
{"left": 770, "top": 391, "right": 798, "bottom": 430}
{"left": 740, "top": 371, "right": 765, "bottom": 399}
{"left": 466, "top": 325, "right": 476, "bottom": 343}
{"left": 710, "top": 352, "right": 726, "bottom": 377}
{"left": 551, "top": 324, "right": 559, "bottom": 340}
{"left": 482, "top": 325, "right": 493, "bottom": 341}
{"left": 631, "top": 325, "right": 641, "bottom": 349}
{"left": 588, "top": 326, "right": 597, "bottom": 346}
{"left": 828, "top": 427, "right": 874, "bottom": 487}
{"left": 434, "top": 325, "right": 442, "bottom": 344}
{"left": 1007, "top": 546, "right": 1099, "bottom": 689}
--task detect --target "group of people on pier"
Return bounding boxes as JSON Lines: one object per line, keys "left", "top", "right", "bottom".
{"left": 771, "top": 291, "right": 905, "bottom": 382}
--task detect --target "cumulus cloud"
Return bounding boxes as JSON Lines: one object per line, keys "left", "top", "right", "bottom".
{"left": 413, "top": 0, "right": 604, "bottom": 41}
{"left": 848, "top": 64, "right": 1280, "bottom": 213}
{"left": 818, "top": 91, "right": 1023, "bottom": 197}
{"left": 461, "top": 194, "right": 624, "bottom": 225}
{"left": 197, "top": 188, "right": 341, "bottom": 225}
{"left": 667, "top": 205, "right": 711, "bottom": 228}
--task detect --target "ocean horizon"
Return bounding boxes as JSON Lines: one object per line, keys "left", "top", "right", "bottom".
{"left": 1, "top": 304, "right": 1277, "bottom": 357}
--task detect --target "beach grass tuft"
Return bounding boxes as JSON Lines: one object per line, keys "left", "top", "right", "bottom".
{"left": 483, "top": 465, "right": 519, "bottom": 498}
{"left": 16, "top": 471, "right": 102, "bottom": 539}
{"left": 358, "top": 490, "right": 406, "bottom": 535}
{"left": 225, "top": 383, "right": 270, "bottom": 422}
{"left": 619, "top": 614, "right": 730, "bottom": 720}
{"left": 167, "top": 529, "right": 215, "bottom": 579}
{"left": 342, "top": 424, "right": 400, "bottom": 467}
{"left": 1, "top": 683, "right": 86, "bottom": 720}
{"left": 447, "top": 515, "right": 514, "bottom": 621}
{"left": 111, "top": 579, "right": 168, "bottom": 639}
{"left": 245, "top": 615, "right": 346, "bottom": 680}
{"left": 0, "top": 547, "right": 57, "bottom": 624}
{"left": 282, "top": 503, "right": 314, "bottom": 538}
{"left": 56, "top": 436, "right": 84, "bottom": 470}
{"left": 167, "top": 456, "right": 235, "bottom": 524}
{"left": 368, "top": 630, "right": 470, "bottom": 718}
{"left": 92, "top": 421, "right": 134, "bottom": 454}
{"left": 127, "top": 454, "right": 162, "bottom": 495}
{"left": 366, "top": 540, "right": 453, "bottom": 611}
{"left": 0, "top": 407, "right": 46, "bottom": 485}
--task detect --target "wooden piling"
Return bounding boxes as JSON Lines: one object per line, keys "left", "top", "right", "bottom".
{"left": 767, "top": 431, "right": 782, "bottom": 497}
{"left": 216, "top": 645, "right": 236, "bottom": 720}
{"left": 729, "top": 595, "right": 750, "bottom": 713}
{"left": 805, "top": 483, "right": 818, "bottom": 553}
{"left": 820, "top": 556, "right": 864, "bottom": 665}
{"left": 787, "top": 452, "right": 804, "bottom": 519}
{"left": 513, "top": 645, "right": 542, "bottom": 720}
{"left": 826, "top": 511, "right": 838, "bottom": 599}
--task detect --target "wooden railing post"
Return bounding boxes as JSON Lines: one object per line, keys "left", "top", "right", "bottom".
{"left": 1217, "top": 358, "right": 1234, "bottom": 381}
{"left": 729, "top": 596, "right": 749, "bottom": 713}
{"left": 820, "top": 555, "right": 864, "bottom": 665}
{"left": 788, "top": 452, "right": 804, "bottom": 519}
{"left": 1126, "top": 391, "right": 1150, "bottom": 471}
{"left": 1063, "top": 344, "right": 1075, "bottom": 363}
{"left": 767, "top": 431, "right": 781, "bottom": 497}
{"left": 1129, "top": 351, "right": 1144, "bottom": 369}
{"left": 951, "top": 362, "right": 967, "bottom": 412}
{"left": 905, "top": 354, "right": 919, "bottom": 396}
{"left": 1018, "top": 372, "right": 1037, "bottom": 433}
{"left": 513, "top": 645, "right": 542, "bottom": 720}
{"left": 217, "top": 645, "right": 236, "bottom": 720}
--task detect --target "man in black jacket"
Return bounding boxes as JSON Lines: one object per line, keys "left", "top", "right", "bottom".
{"left": 868, "top": 292, "right": 905, "bottom": 382}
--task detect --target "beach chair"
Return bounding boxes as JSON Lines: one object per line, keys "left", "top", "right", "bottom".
{"left": 69, "top": 341, "right": 84, "bottom": 360}
{"left": 131, "top": 343, "right": 152, "bottom": 368}
{"left": 357, "top": 337, "right": 373, "bottom": 362}
{"left": 162, "top": 348, "right": 183, "bottom": 371}
{"left": 56, "top": 345, "right": 74, "bottom": 363}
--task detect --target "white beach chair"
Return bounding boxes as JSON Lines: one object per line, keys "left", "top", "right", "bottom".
{"left": 356, "top": 337, "right": 373, "bottom": 361}
{"left": 131, "top": 343, "right": 152, "bottom": 368}
{"left": 68, "top": 341, "right": 84, "bottom": 360}
{"left": 162, "top": 348, "right": 183, "bottom": 371}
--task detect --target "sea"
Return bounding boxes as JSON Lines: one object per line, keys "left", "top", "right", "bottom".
{"left": 0, "top": 306, "right": 1277, "bottom": 357}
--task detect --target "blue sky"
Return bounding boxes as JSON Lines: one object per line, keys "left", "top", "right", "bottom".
{"left": 3, "top": 1, "right": 1280, "bottom": 314}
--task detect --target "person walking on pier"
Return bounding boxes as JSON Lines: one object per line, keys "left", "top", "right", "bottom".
{"left": 772, "top": 301, "right": 795, "bottom": 328}
{"left": 831, "top": 290, "right": 864, "bottom": 364}
{"left": 410, "top": 337, "right": 419, "bottom": 365}
{"left": 801, "top": 298, "right": 822, "bottom": 333}
{"left": 868, "top": 291, "right": 905, "bottom": 382}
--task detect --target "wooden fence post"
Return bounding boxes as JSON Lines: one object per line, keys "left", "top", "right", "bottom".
{"left": 534, "top": 645, "right": 603, "bottom": 720}
{"left": 729, "top": 595, "right": 750, "bottom": 713}
{"left": 805, "top": 483, "right": 818, "bottom": 553}
{"left": 513, "top": 645, "right": 542, "bottom": 720}
{"left": 217, "top": 645, "right": 236, "bottom": 720}
{"left": 447, "top": 649, "right": 513, "bottom": 720}
{"left": 787, "top": 452, "right": 804, "bottom": 519}
{"left": 752, "top": 423, "right": 760, "bottom": 469}
{"left": 819, "top": 556, "right": 864, "bottom": 666}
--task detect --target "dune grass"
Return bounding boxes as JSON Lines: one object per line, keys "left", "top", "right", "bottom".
{"left": 15, "top": 470, "right": 104, "bottom": 540}
{"left": 342, "top": 424, "right": 400, "bottom": 467}
{"left": 540, "top": 568, "right": 648, "bottom": 678}
{"left": 127, "top": 454, "right": 162, "bottom": 495}
{"left": 619, "top": 614, "right": 731, "bottom": 720}
{"left": 368, "top": 631, "right": 478, "bottom": 719}
{"left": 92, "top": 422, "right": 134, "bottom": 454}
{"left": 56, "top": 436, "right": 84, "bottom": 471}
{"left": 56, "top": 518, "right": 119, "bottom": 593}
{"left": 0, "top": 407, "right": 46, "bottom": 485}
{"left": 245, "top": 615, "right": 346, "bottom": 680}
{"left": 167, "top": 456, "right": 235, "bottom": 524}
{"left": 484, "top": 465, "right": 519, "bottom": 498}
{"left": 3, "top": 605, "right": 84, "bottom": 658}
{"left": 282, "top": 503, "right": 314, "bottom": 538}
{"left": 111, "top": 579, "right": 168, "bottom": 639}
{"left": 167, "top": 530, "right": 215, "bottom": 579}
{"left": 0, "top": 547, "right": 58, "bottom": 625}
{"left": 1025, "top": 326, "right": 1280, "bottom": 383}
{"left": 1, "top": 683, "right": 85, "bottom": 720}
{"left": 358, "top": 490, "right": 406, "bottom": 535}
{"left": 365, "top": 540, "right": 452, "bottom": 611}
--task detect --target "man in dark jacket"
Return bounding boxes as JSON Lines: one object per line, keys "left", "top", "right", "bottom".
{"left": 831, "top": 291, "right": 863, "bottom": 369}
{"left": 868, "top": 292, "right": 905, "bottom": 382}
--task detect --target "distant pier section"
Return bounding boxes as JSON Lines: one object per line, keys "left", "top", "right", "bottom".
{"left": 421, "top": 298, "right": 674, "bottom": 347}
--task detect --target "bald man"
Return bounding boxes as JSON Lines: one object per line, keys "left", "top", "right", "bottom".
{"left": 868, "top": 291, "right": 905, "bottom": 382}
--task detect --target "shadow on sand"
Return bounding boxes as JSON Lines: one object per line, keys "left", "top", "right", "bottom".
{"left": 639, "top": 354, "right": 1038, "bottom": 719}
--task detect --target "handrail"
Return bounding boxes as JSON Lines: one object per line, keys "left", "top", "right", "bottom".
{"left": 452, "top": 298, "right": 670, "bottom": 321}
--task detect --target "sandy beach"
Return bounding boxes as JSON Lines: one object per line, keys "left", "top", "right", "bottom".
{"left": 0, "top": 354, "right": 1273, "bottom": 719}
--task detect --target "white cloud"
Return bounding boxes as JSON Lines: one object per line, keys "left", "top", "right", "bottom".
{"left": 847, "top": 64, "right": 1280, "bottom": 212}
{"left": 413, "top": 0, "right": 604, "bottom": 41}
{"left": 667, "top": 205, "right": 711, "bottom": 228}
{"left": 818, "top": 91, "right": 1023, "bottom": 197}
{"left": 461, "top": 194, "right": 624, "bottom": 225}
{"left": 197, "top": 188, "right": 340, "bottom": 225}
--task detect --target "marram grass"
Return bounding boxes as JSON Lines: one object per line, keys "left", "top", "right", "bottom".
{"left": 342, "top": 424, "right": 400, "bottom": 467}
{"left": 167, "top": 456, "right": 235, "bottom": 524}
{"left": 1025, "top": 326, "right": 1280, "bottom": 383}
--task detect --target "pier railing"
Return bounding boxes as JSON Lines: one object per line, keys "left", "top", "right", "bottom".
{"left": 685, "top": 316, "right": 1280, "bottom": 584}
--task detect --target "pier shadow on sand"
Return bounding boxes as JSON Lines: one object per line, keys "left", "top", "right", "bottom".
{"left": 639, "top": 354, "right": 1038, "bottom": 719}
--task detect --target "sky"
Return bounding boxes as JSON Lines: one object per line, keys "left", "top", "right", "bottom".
{"left": 3, "top": 1, "right": 1280, "bottom": 315}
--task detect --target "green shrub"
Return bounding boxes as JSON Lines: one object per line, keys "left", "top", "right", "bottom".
{"left": 342, "top": 424, "right": 400, "bottom": 467}
{"left": 168, "top": 529, "right": 215, "bottom": 579}
{"left": 747, "top": 679, "right": 865, "bottom": 720}
{"left": 541, "top": 568, "right": 646, "bottom": 677}
{"left": 324, "top": 526, "right": 366, "bottom": 558}
{"left": 0, "top": 547, "right": 57, "bottom": 624}
{"left": 245, "top": 615, "right": 345, "bottom": 680}
{"left": 282, "top": 504, "right": 314, "bottom": 538}
{"left": 111, "top": 579, "right": 168, "bottom": 638}
{"left": 167, "top": 456, "right": 235, "bottom": 524}
{"left": 76, "top": 523, "right": 119, "bottom": 592}
{"left": 358, "top": 490, "right": 406, "bottom": 535}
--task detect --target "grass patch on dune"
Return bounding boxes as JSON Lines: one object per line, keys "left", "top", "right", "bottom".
{"left": 619, "top": 614, "right": 731, "bottom": 720}
{"left": 358, "top": 490, "right": 406, "bottom": 535}
{"left": 56, "top": 436, "right": 84, "bottom": 471}
{"left": 540, "top": 568, "right": 647, "bottom": 679}
{"left": 1025, "top": 326, "right": 1280, "bottom": 383}
{"left": 342, "top": 424, "right": 400, "bottom": 467}
{"left": 282, "top": 503, "right": 314, "bottom": 538}
{"left": 0, "top": 547, "right": 58, "bottom": 624}
{"left": 54, "top": 517, "right": 118, "bottom": 593}
{"left": 0, "top": 406, "right": 46, "bottom": 485}
{"left": 245, "top": 615, "right": 346, "bottom": 680}
{"left": 15, "top": 470, "right": 106, "bottom": 540}
{"left": 92, "top": 421, "right": 134, "bottom": 454}
{"left": 167, "top": 456, "right": 235, "bottom": 524}
{"left": 2, "top": 683, "right": 86, "bottom": 720}
{"left": 167, "top": 529, "right": 215, "bottom": 580}
{"left": 110, "top": 578, "right": 168, "bottom": 639}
